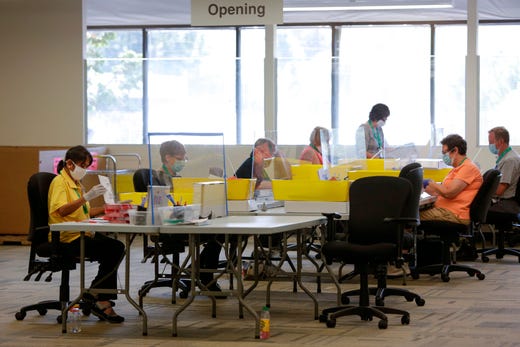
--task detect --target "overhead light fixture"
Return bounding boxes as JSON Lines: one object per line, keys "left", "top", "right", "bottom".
{"left": 284, "top": 0, "right": 453, "bottom": 12}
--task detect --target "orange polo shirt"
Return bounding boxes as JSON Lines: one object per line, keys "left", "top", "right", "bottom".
{"left": 434, "top": 158, "right": 482, "bottom": 221}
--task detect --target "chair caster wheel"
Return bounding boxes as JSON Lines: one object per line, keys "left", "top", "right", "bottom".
{"left": 401, "top": 315, "right": 410, "bottom": 325}
{"left": 441, "top": 274, "right": 450, "bottom": 282}
{"left": 481, "top": 256, "right": 489, "bottom": 263}
{"left": 378, "top": 319, "right": 388, "bottom": 329}
{"left": 375, "top": 298, "right": 385, "bottom": 306}
{"left": 411, "top": 272, "right": 420, "bottom": 280}
{"left": 57, "top": 315, "right": 63, "bottom": 324}
{"left": 326, "top": 319, "right": 336, "bottom": 328}
{"left": 340, "top": 294, "right": 350, "bottom": 305}
{"left": 477, "top": 273, "right": 485, "bottom": 280}
{"left": 415, "top": 297, "right": 426, "bottom": 306}
{"left": 15, "top": 311, "right": 26, "bottom": 321}
{"left": 319, "top": 314, "right": 327, "bottom": 323}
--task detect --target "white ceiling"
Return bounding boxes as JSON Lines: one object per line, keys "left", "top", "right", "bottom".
{"left": 85, "top": 0, "right": 520, "bottom": 27}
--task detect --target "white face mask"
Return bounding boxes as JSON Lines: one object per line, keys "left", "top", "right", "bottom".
{"left": 376, "top": 120, "right": 386, "bottom": 127}
{"left": 70, "top": 162, "right": 87, "bottom": 181}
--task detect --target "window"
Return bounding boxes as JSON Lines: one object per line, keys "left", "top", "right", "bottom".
{"left": 86, "top": 30, "right": 143, "bottom": 144}
{"left": 434, "top": 25, "right": 466, "bottom": 144}
{"left": 479, "top": 24, "right": 520, "bottom": 145}
{"left": 337, "top": 25, "right": 431, "bottom": 147}
{"left": 276, "top": 27, "right": 332, "bottom": 145}
{"left": 147, "top": 29, "right": 237, "bottom": 144}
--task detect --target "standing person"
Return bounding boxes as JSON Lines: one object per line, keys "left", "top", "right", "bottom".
{"left": 487, "top": 126, "right": 520, "bottom": 214}
{"left": 48, "top": 145, "right": 125, "bottom": 323}
{"left": 421, "top": 134, "right": 483, "bottom": 224}
{"left": 299, "top": 126, "right": 330, "bottom": 165}
{"left": 157, "top": 140, "right": 224, "bottom": 295}
{"left": 234, "top": 138, "right": 277, "bottom": 189}
{"left": 356, "top": 103, "right": 390, "bottom": 159}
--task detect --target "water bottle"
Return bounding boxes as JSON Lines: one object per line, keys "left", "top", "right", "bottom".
{"left": 259, "top": 306, "right": 270, "bottom": 339}
{"left": 69, "top": 304, "right": 81, "bottom": 333}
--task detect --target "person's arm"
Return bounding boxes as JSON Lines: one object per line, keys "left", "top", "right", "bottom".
{"left": 90, "top": 206, "right": 105, "bottom": 217}
{"left": 425, "top": 178, "right": 467, "bottom": 199}
{"left": 495, "top": 182, "right": 509, "bottom": 196}
{"left": 56, "top": 196, "right": 88, "bottom": 217}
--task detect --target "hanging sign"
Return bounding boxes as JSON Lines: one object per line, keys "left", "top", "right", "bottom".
{"left": 191, "top": 0, "right": 283, "bottom": 26}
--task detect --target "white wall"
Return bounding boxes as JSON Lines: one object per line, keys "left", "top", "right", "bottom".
{"left": 0, "top": 0, "right": 84, "bottom": 146}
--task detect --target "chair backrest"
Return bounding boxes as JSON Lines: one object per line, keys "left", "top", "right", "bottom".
{"left": 514, "top": 174, "right": 520, "bottom": 205}
{"left": 348, "top": 176, "right": 412, "bottom": 245}
{"left": 133, "top": 168, "right": 164, "bottom": 192}
{"left": 27, "top": 172, "right": 56, "bottom": 246}
{"left": 470, "top": 169, "right": 501, "bottom": 223}
{"left": 399, "top": 163, "right": 423, "bottom": 221}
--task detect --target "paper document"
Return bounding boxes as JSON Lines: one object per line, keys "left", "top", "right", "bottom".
{"left": 98, "top": 175, "right": 115, "bottom": 204}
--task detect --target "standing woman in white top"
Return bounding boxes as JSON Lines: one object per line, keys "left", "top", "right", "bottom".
{"left": 356, "top": 103, "right": 390, "bottom": 159}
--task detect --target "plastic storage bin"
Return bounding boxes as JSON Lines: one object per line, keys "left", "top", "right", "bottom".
{"left": 272, "top": 179, "right": 349, "bottom": 202}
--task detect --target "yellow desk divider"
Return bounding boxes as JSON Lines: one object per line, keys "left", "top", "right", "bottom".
{"left": 290, "top": 164, "right": 322, "bottom": 180}
{"left": 423, "top": 168, "right": 451, "bottom": 182}
{"left": 347, "top": 169, "right": 399, "bottom": 181}
{"left": 272, "top": 179, "right": 349, "bottom": 202}
{"left": 272, "top": 179, "right": 350, "bottom": 214}
{"left": 172, "top": 177, "right": 223, "bottom": 205}
{"left": 226, "top": 178, "right": 257, "bottom": 200}
{"left": 119, "top": 192, "right": 147, "bottom": 206}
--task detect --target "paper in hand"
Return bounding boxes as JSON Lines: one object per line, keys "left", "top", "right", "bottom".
{"left": 98, "top": 175, "right": 115, "bottom": 204}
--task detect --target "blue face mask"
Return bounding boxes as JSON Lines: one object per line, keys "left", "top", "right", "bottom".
{"left": 488, "top": 143, "right": 499, "bottom": 155}
{"left": 172, "top": 160, "right": 186, "bottom": 173}
{"left": 442, "top": 152, "right": 452, "bottom": 167}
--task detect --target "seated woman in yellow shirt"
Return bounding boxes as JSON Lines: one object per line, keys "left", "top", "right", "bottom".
{"left": 48, "top": 145, "right": 125, "bottom": 323}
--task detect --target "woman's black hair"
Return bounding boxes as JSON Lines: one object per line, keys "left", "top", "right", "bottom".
{"left": 56, "top": 145, "right": 93, "bottom": 173}
{"left": 441, "top": 134, "right": 467, "bottom": 155}
{"left": 368, "top": 103, "right": 390, "bottom": 122}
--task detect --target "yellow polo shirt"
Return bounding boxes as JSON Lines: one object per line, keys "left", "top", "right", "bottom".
{"left": 48, "top": 170, "right": 91, "bottom": 243}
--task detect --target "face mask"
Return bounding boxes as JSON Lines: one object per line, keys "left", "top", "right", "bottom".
{"left": 488, "top": 143, "right": 499, "bottom": 155}
{"left": 442, "top": 153, "right": 453, "bottom": 167}
{"left": 376, "top": 120, "right": 386, "bottom": 127}
{"left": 70, "top": 162, "right": 87, "bottom": 181}
{"left": 172, "top": 160, "right": 186, "bottom": 173}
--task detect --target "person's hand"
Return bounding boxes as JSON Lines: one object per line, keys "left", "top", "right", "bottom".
{"left": 84, "top": 184, "right": 107, "bottom": 201}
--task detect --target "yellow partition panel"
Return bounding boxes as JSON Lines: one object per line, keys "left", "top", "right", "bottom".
{"left": 272, "top": 179, "right": 349, "bottom": 202}
{"left": 423, "top": 168, "right": 451, "bottom": 182}
{"left": 290, "top": 164, "right": 322, "bottom": 180}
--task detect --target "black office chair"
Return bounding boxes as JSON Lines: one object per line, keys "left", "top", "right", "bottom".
{"left": 413, "top": 169, "right": 501, "bottom": 282}
{"left": 319, "top": 176, "right": 418, "bottom": 329}
{"left": 338, "top": 163, "right": 425, "bottom": 307}
{"left": 479, "top": 176, "right": 520, "bottom": 263}
{"left": 133, "top": 168, "right": 191, "bottom": 304}
{"left": 15, "top": 172, "right": 91, "bottom": 323}
{"left": 133, "top": 168, "right": 163, "bottom": 262}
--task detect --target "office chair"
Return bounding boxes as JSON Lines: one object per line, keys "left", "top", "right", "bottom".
{"left": 133, "top": 168, "right": 163, "bottom": 262}
{"left": 15, "top": 172, "right": 91, "bottom": 323}
{"left": 319, "top": 176, "right": 418, "bottom": 329}
{"left": 413, "top": 169, "right": 501, "bottom": 282}
{"left": 479, "top": 176, "right": 520, "bottom": 263}
{"left": 338, "top": 163, "right": 425, "bottom": 307}
{"left": 133, "top": 168, "right": 191, "bottom": 304}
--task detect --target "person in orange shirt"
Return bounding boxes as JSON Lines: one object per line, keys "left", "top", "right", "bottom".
{"left": 421, "top": 134, "right": 483, "bottom": 224}
{"left": 299, "top": 126, "right": 330, "bottom": 165}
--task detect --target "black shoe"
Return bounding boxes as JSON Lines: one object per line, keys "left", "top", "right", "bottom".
{"left": 91, "top": 302, "right": 125, "bottom": 323}
{"left": 207, "top": 283, "right": 227, "bottom": 299}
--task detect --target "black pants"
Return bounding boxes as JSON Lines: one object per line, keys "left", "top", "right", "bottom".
{"left": 64, "top": 233, "right": 125, "bottom": 301}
